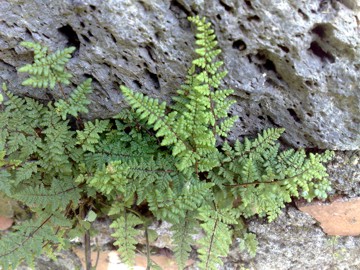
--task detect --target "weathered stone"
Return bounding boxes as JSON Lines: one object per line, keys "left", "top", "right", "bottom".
{"left": 297, "top": 197, "right": 360, "bottom": 236}
{"left": 16, "top": 250, "right": 83, "bottom": 270}
{"left": 0, "top": 0, "right": 359, "bottom": 150}
{"left": 327, "top": 150, "right": 360, "bottom": 197}
{"left": 229, "top": 206, "right": 360, "bottom": 270}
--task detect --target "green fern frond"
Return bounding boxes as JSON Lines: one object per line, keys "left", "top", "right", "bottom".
{"left": 0, "top": 213, "right": 65, "bottom": 270}
{"left": 239, "top": 232, "right": 258, "bottom": 258}
{"left": 120, "top": 86, "right": 186, "bottom": 146}
{"left": 76, "top": 119, "right": 110, "bottom": 152}
{"left": 110, "top": 212, "right": 143, "bottom": 265}
{"left": 121, "top": 86, "right": 199, "bottom": 172}
{"left": 171, "top": 211, "right": 198, "bottom": 269}
{"left": 55, "top": 78, "right": 93, "bottom": 120}
{"left": 147, "top": 182, "right": 213, "bottom": 223}
{"left": 15, "top": 178, "right": 80, "bottom": 211}
{"left": 86, "top": 161, "right": 129, "bottom": 197}
{"left": 18, "top": 41, "right": 75, "bottom": 89}
{"left": 197, "top": 208, "right": 234, "bottom": 270}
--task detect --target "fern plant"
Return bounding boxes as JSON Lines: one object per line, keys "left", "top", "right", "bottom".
{"left": 0, "top": 16, "right": 334, "bottom": 270}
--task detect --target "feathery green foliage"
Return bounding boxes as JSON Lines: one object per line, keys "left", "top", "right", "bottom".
{"left": 18, "top": 41, "right": 75, "bottom": 89}
{"left": 0, "top": 16, "right": 334, "bottom": 270}
{"left": 0, "top": 42, "right": 97, "bottom": 269}
{"left": 55, "top": 78, "right": 93, "bottom": 120}
{"left": 114, "top": 16, "right": 334, "bottom": 269}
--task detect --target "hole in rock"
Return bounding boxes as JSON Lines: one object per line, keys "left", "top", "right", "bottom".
{"left": 309, "top": 41, "right": 335, "bottom": 63}
{"left": 170, "top": 0, "right": 190, "bottom": 17}
{"left": 243, "top": 0, "right": 254, "bottom": 9}
{"left": 311, "top": 24, "right": 328, "bottom": 38}
{"left": 277, "top": 44, "right": 290, "bottom": 53}
{"left": 145, "top": 45, "right": 156, "bottom": 62}
{"left": 219, "top": 0, "right": 233, "bottom": 12}
{"left": 84, "top": 73, "right": 99, "bottom": 84}
{"left": 146, "top": 70, "right": 160, "bottom": 90}
{"left": 247, "top": 15, "right": 260, "bottom": 22}
{"left": 58, "top": 24, "right": 80, "bottom": 50}
{"left": 232, "top": 39, "right": 246, "bottom": 51}
{"left": 81, "top": 34, "right": 90, "bottom": 43}
{"left": 25, "top": 28, "right": 32, "bottom": 37}
{"left": 110, "top": 33, "right": 116, "bottom": 43}
{"left": 263, "top": 59, "right": 277, "bottom": 72}
{"left": 305, "top": 80, "right": 312, "bottom": 86}
{"left": 287, "top": 108, "right": 301, "bottom": 123}
{"left": 103, "top": 62, "right": 111, "bottom": 68}
{"left": 267, "top": 115, "right": 280, "bottom": 127}
{"left": 297, "top": 9, "right": 309, "bottom": 20}
{"left": 133, "top": 80, "right": 142, "bottom": 89}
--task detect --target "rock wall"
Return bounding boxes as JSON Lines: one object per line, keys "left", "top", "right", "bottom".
{"left": 0, "top": 0, "right": 359, "bottom": 149}
{"left": 0, "top": 1, "right": 359, "bottom": 268}
{"left": 232, "top": 206, "right": 360, "bottom": 270}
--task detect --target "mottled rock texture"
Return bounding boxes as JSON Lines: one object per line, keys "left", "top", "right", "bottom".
{"left": 233, "top": 206, "right": 360, "bottom": 270}
{"left": 328, "top": 150, "right": 360, "bottom": 197}
{"left": 0, "top": 0, "right": 359, "bottom": 149}
{"left": 16, "top": 250, "right": 82, "bottom": 270}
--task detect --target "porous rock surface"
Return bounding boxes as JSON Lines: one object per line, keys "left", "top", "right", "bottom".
{"left": 231, "top": 206, "right": 360, "bottom": 270}
{"left": 0, "top": 0, "right": 359, "bottom": 149}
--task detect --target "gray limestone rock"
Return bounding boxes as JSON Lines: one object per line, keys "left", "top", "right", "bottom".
{"left": 328, "top": 150, "right": 360, "bottom": 197}
{"left": 228, "top": 206, "right": 360, "bottom": 270}
{"left": 0, "top": 0, "right": 359, "bottom": 150}
{"left": 16, "top": 250, "right": 83, "bottom": 270}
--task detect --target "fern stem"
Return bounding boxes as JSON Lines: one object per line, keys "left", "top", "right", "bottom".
{"left": 93, "top": 238, "right": 101, "bottom": 270}
{"left": 145, "top": 226, "right": 151, "bottom": 270}
{"left": 84, "top": 230, "right": 91, "bottom": 270}
{"left": 79, "top": 202, "right": 92, "bottom": 270}
{"left": 225, "top": 167, "right": 315, "bottom": 188}
{"left": 205, "top": 218, "right": 219, "bottom": 270}
{"left": 57, "top": 82, "right": 67, "bottom": 100}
